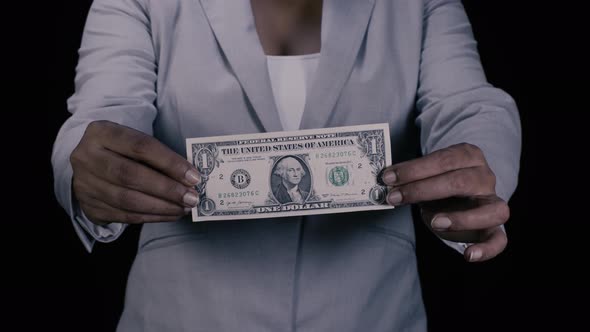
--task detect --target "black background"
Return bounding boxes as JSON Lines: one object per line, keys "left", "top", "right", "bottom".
{"left": 7, "top": 1, "right": 585, "bottom": 331}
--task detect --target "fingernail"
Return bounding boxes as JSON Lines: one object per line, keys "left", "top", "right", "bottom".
{"left": 469, "top": 249, "right": 483, "bottom": 262}
{"left": 185, "top": 169, "right": 200, "bottom": 185}
{"left": 183, "top": 192, "right": 199, "bottom": 207}
{"left": 184, "top": 207, "right": 192, "bottom": 214}
{"left": 387, "top": 190, "right": 403, "bottom": 205}
{"left": 431, "top": 217, "right": 452, "bottom": 230}
{"left": 381, "top": 170, "right": 397, "bottom": 185}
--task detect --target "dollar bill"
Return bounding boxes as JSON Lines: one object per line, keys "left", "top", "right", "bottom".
{"left": 186, "top": 123, "right": 393, "bottom": 221}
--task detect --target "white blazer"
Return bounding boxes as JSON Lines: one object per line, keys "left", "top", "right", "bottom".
{"left": 52, "top": 0, "right": 521, "bottom": 331}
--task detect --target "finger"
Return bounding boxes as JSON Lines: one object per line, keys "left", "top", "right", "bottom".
{"left": 429, "top": 199, "right": 510, "bottom": 232}
{"left": 386, "top": 166, "right": 495, "bottom": 205}
{"left": 80, "top": 199, "right": 185, "bottom": 225}
{"left": 82, "top": 147, "right": 200, "bottom": 208}
{"left": 88, "top": 121, "right": 200, "bottom": 186}
{"left": 75, "top": 171, "right": 192, "bottom": 216}
{"left": 464, "top": 227, "right": 508, "bottom": 262}
{"left": 381, "top": 143, "right": 486, "bottom": 186}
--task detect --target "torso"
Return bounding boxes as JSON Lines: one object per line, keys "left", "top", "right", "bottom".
{"left": 250, "top": 0, "right": 323, "bottom": 55}
{"left": 119, "top": 1, "right": 428, "bottom": 329}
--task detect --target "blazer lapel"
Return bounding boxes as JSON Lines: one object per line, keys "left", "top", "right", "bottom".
{"left": 300, "top": 0, "right": 376, "bottom": 130}
{"left": 198, "top": 0, "right": 283, "bottom": 133}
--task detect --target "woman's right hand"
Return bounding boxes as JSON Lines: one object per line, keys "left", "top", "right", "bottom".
{"left": 70, "top": 120, "right": 201, "bottom": 225}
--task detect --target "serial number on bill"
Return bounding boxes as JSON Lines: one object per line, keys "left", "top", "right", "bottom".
{"left": 218, "top": 191, "right": 261, "bottom": 199}
{"left": 315, "top": 150, "right": 357, "bottom": 159}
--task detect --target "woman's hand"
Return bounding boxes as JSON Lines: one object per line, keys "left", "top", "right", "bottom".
{"left": 70, "top": 121, "right": 201, "bottom": 225}
{"left": 381, "top": 143, "right": 509, "bottom": 262}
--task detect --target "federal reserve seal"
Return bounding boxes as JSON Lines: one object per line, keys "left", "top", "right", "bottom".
{"left": 230, "top": 169, "right": 251, "bottom": 189}
{"left": 329, "top": 166, "right": 349, "bottom": 187}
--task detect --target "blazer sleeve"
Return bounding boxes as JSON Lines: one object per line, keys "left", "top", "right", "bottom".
{"left": 51, "top": 0, "right": 157, "bottom": 252}
{"left": 416, "top": 0, "right": 522, "bottom": 203}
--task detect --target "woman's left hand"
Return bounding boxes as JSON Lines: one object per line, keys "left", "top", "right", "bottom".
{"left": 381, "top": 143, "right": 509, "bottom": 262}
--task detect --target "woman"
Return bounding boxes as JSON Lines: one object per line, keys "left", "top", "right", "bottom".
{"left": 52, "top": 0, "right": 521, "bottom": 330}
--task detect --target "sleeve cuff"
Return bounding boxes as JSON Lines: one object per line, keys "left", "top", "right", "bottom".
{"left": 71, "top": 194, "right": 127, "bottom": 253}
{"left": 439, "top": 224, "right": 506, "bottom": 255}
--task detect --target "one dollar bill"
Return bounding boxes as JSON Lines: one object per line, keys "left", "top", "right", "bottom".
{"left": 186, "top": 123, "right": 393, "bottom": 221}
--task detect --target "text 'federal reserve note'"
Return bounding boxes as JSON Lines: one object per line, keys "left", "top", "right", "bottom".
{"left": 186, "top": 123, "right": 393, "bottom": 221}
